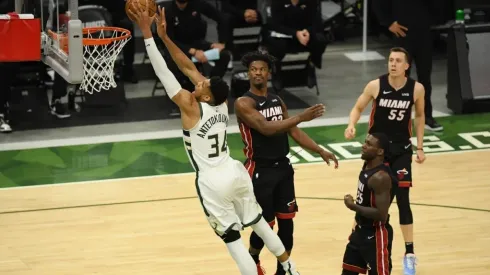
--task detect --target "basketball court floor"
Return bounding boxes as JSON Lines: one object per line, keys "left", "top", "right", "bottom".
{"left": 1, "top": 149, "right": 489, "bottom": 274}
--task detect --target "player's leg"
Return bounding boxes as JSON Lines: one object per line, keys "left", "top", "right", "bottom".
{"left": 362, "top": 223, "right": 393, "bottom": 275}
{"left": 391, "top": 151, "right": 417, "bottom": 274}
{"left": 196, "top": 172, "right": 257, "bottom": 275}
{"left": 342, "top": 228, "right": 368, "bottom": 275}
{"left": 273, "top": 162, "right": 298, "bottom": 275}
{"left": 233, "top": 160, "right": 300, "bottom": 275}
{"left": 246, "top": 162, "right": 276, "bottom": 273}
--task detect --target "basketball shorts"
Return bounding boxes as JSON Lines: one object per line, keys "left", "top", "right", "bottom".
{"left": 245, "top": 158, "right": 297, "bottom": 226}
{"left": 195, "top": 158, "right": 263, "bottom": 236}
{"left": 342, "top": 223, "right": 393, "bottom": 275}
{"left": 387, "top": 142, "right": 413, "bottom": 188}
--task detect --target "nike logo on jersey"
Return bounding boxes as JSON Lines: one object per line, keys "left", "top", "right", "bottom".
{"left": 404, "top": 144, "right": 411, "bottom": 149}
{"left": 379, "top": 98, "right": 411, "bottom": 109}
{"left": 383, "top": 90, "right": 392, "bottom": 94}
{"left": 259, "top": 102, "right": 266, "bottom": 106}
{"left": 368, "top": 236, "right": 375, "bottom": 240}
{"left": 402, "top": 93, "right": 410, "bottom": 96}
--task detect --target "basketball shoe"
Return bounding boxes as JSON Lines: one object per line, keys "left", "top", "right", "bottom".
{"left": 403, "top": 253, "right": 417, "bottom": 275}
{"left": 256, "top": 262, "right": 265, "bottom": 275}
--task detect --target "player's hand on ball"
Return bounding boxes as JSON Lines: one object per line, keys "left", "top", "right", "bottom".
{"left": 344, "top": 194, "right": 355, "bottom": 209}
{"left": 415, "top": 149, "right": 426, "bottom": 164}
{"left": 344, "top": 126, "right": 356, "bottom": 140}
{"left": 319, "top": 150, "right": 339, "bottom": 169}
{"left": 299, "top": 104, "right": 325, "bottom": 122}
{"left": 127, "top": 0, "right": 155, "bottom": 31}
{"left": 155, "top": 5, "right": 167, "bottom": 38}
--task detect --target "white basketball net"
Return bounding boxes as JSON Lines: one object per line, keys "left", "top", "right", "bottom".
{"left": 79, "top": 28, "right": 131, "bottom": 94}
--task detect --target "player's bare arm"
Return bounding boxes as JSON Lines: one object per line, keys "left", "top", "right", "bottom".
{"left": 234, "top": 97, "right": 325, "bottom": 136}
{"left": 155, "top": 6, "right": 206, "bottom": 85}
{"left": 344, "top": 171, "right": 392, "bottom": 221}
{"left": 279, "top": 98, "right": 339, "bottom": 168}
{"left": 345, "top": 79, "right": 379, "bottom": 139}
{"left": 414, "top": 82, "right": 426, "bottom": 163}
{"left": 128, "top": 3, "right": 200, "bottom": 129}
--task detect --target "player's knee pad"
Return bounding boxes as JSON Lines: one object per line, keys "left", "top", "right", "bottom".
{"left": 396, "top": 188, "right": 413, "bottom": 225}
{"left": 250, "top": 231, "right": 265, "bottom": 250}
{"left": 341, "top": 270, "right": 358, "bottom": 275}
{"left": 219, "top": 230, "right": 241, "bottom": 244}
{"left": 277, "top": 218, "right": 294, "bottom": 251}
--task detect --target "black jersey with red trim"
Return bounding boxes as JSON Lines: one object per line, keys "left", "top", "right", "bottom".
{"left": 368, "top": 74, "right": 415, "bottom": 143}
{"left": 354, "top": 162, "right": 398, "bottom": 227}
{"left": 238, "top": 91, "right": 290, "bottom": 161}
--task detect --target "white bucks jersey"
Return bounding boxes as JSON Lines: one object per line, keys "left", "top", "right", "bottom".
{"left": 183, "top": 102, "right": 230, "bottom": 172}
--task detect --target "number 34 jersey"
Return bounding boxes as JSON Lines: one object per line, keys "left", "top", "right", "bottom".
{"left": 368, "top": 74, "right": 415, "bottom": 143}
{"left": 183, "top": 102, "right": 231, "bottom": 172}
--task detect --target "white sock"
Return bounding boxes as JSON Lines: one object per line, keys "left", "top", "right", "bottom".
{"left": 226, "top": 238, "right": 258, "bottom": 275}
{"left": 250, "top": 217, "right": 286, "bottom": 256}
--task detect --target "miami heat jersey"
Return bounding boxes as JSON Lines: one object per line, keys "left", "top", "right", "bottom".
{"left": 355, "top": 163, "right": 397, "bottom": 227}
{"left": 183, "top": 102, "right": 230, "bottom": 172}
{"left": 368, "top": 74, "right": 415, "bottom": 143}
{"left": 238, "top": 91, "right": 290, "bottom": 161}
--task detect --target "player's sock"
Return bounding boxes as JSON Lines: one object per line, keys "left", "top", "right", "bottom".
{"left": 405, "top": 242, "right": 414, "bottom": 254}
{"left": 226, "top": 239, "right": 257, "bottom": 275}
{"left": 249, "top": 252, "right": 260, "bottom": 264}
{"left": 279, "top": 258, "right": 298, "bottom": 275}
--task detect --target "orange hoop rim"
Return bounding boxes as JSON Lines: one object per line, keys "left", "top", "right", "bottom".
{"left": 48, "top": 26, "right": 131, "bottom": 46}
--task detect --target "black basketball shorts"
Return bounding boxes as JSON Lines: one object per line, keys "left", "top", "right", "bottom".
{"left": 245, "top": 158, "right": 297, "bottom": 226}
{"left": 387, "top": 143, "right": 413, "bottom": 188}
{"left": 342, "top": 223, "right": 393, "bottom": 275}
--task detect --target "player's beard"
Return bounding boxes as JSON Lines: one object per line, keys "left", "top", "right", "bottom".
{"left": 252, "top": 82, "right": 264, "bottom": 90}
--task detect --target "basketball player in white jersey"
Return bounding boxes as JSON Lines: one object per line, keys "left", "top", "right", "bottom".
{"left": 128, "top": 4, "right": 325, "bottom": 274}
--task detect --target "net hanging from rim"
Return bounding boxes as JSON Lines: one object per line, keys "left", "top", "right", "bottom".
{"left": 49, "top": 26, "right": 131, "bottom": 94}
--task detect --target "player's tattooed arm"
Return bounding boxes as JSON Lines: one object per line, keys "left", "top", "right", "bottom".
{"left": 234, "top": 97, "right": 322, "bottom": 136}
{"left": 350, "top": 171, "right": 392, "bottom": 222}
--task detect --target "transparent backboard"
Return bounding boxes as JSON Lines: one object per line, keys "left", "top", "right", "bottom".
{"left": 15, "top": 0, "right": 84, "bottom": 84}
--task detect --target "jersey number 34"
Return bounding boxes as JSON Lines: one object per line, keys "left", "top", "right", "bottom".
{"left": 388, "top": 109, "right": 406, "bottom": 121}
{"left": 208, "top": 132, "right": 227, "bottom": 158}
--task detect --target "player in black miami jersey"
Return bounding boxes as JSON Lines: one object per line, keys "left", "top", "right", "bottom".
{"left": 342, "top": 133, "right": 398, "bottom": 275}
{"left": 235, "top": 51, "right": 339, "bottom": 275}
{"left": 344, "top": 47, "right": 426, "bottom": 274}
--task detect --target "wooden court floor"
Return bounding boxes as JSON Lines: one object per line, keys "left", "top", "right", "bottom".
{"left": 1, "top": 150, "right": 489, "bottom": 274}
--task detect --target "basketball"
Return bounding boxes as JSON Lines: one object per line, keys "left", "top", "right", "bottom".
{"left": 125, "top": 0, "right": 157, "bottom": 21}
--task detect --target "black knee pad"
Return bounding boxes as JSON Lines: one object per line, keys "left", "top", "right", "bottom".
{"left": 277, "top": 218, "right": 294, "bottom": 251}
{"left": 250, "top": 231, "right": 265, "bottom": 250}
{"left": 396, "top": 188, "right": 413, "bottom": 225}
{"left": 219, "top": 230, "right": 241, "bottom": 243}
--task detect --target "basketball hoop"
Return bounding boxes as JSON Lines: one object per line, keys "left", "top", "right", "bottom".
{"left": 48, "top": 26, "right": 131, "bottom": 94}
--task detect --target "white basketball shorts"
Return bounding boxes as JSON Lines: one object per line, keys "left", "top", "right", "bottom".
{"left": 195, "top": 158, "right": 262, "bottom": 236}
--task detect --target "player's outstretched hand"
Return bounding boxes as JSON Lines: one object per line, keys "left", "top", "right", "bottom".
{"left": 299, "top": 104, "right": 325, "bottom": 122}
{"left": 319, "top": 150, "right": 339, "bottom": 169}
{"left": 344, "top": 194, "right": 355, "bottom": 210}
{"left": 155, "top": 5, "right": 167, "bottom": 38}
{"left": 344, "top": 125, "right": 356, "bottom": 140}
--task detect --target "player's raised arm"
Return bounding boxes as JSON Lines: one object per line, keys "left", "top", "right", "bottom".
{"left": 127, "top": 2, "right": 195, "bottom": 113}
{"left": 347, "top": 171, "right": 392, "bottom": 222}
{"left": 345, "top": 80, "right": 378, "bottom": 139}
{"left": 414, "top": 82, "right": 426, "bottom": 163}
{"left": 234, "top": 97, "right": 325, "bottom": 136}
{"left": 155, "top": 6, "right": 206, "bottom": 85}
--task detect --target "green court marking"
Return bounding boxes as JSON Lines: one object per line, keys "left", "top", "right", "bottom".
{"left": 0, "top": 113, "right": 489, "bottom": 187}
{"left": 1, "top": 196, "right": 488, "bottom": 215}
